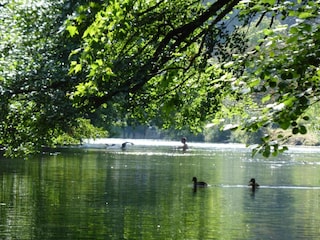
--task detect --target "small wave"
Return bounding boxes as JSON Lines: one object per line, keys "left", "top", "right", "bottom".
{"left": 219, "top": 184, "right": 320, "bottom": 190}
{"left": 113, "top": 151, "right": 192, "bottom": 156}
{"left": 260, "top": 185, "right": 320, "bottom": 190}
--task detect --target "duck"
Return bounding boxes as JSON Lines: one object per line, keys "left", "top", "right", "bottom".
{"left": 248, "top": 178, "right": 259, "bottom": 191}
{"left": 192, "top": 177, "right": 208, "bottom": 188}
{"left": 121, "top": 142, "right": 134, "bottom": 150}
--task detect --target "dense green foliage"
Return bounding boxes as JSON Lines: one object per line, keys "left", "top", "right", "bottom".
{"left": 238, "top": 1, "right": 320, "bottom": 156}
{"left": 0, "top": 0, "right": 107, "bottom": 157}
{"left": 67, "top": 0, "right": 320, "bottom": 156}
{"left": 0, "top": 0, "right": 319, "bottom": 157}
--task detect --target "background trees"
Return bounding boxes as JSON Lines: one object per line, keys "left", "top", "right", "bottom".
{"left": 0, "top": 0, "right": 319, "bottom": 157}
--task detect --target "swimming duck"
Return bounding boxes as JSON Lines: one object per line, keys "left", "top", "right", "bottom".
{"left": 121, "top": 142, "right": 134, "bottom": 150}
{"left": 248, "top": 178, "right": 259, "bottom": 190}
{"left": 192, "top": 177, "right": 208, "bottom": 188}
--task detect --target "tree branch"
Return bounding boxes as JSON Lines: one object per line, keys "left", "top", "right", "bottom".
{"left": 91, "top": 0, "right": 241, "bottom": 108}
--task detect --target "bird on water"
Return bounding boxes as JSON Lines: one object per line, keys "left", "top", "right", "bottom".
{"left": 121, "top": 142, "right": 134, "bottom": 150}
{"left": 248, "top": 178, "right": 259, "bottom": 191}
{"left": 192, "top": 177, "right": 208, "bottom": 188}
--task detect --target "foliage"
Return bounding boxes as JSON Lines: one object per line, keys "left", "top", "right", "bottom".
{"left": 0, "top": 0, "right": 105, "bottom": 157}
{"left": 234, "top": 0, "right": 320, "bottom": 156}
{"left": 68, "top": 0, "right": 320, "bottom": 156}
{"left": 1, "top": 0, "right": 319, "bottom": 157}
{"left": 67, "top": 0, "right": 244, "bottom": 132}
{"left": 52, "top": 118, "right": 108, "bottom": 145}
{"left": 67, "top": 0, "right": 319, "bottom": 156}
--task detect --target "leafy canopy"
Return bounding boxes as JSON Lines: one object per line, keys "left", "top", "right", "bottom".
{"left": 68, "top": 0, "right": 244, "bottom": 129}
{"left": 0, "top": 0, "right": 319, "bottom": 157}
{"left": 67, "top": 0, "right": 320, "bottom": 156}
{"left": 0, "top": 0, "right": 106, "bottom": 157}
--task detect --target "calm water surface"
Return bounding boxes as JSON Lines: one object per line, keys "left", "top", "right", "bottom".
{"left": 0, "top": 142, "right": 320, "bottom": 239}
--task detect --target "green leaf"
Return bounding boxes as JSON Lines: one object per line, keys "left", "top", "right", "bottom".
{"left": 261, "top": 94, "right": 271, "bottom": 103}
{"left": 96, "top": 59, "right": 103, "bottom": 66}
{"left": 66, "top": 25, "right": 79, "bottom": 37}
{"left": 74, "top": 63, "right": 82, "bottom": 73}
{"left": 283, "top": 97, "right": 295, "bottom": 107}
{"left": 292, "top": 127, "right": 299, "bottom": 134}
{"left": 263, "top": 29, "right": 273, "bottom": 36}
{"left": 289, "top": 26, "right": 299, "bottom": 34}
{"left": 280, "top": 121, "right": 290, "bottom": 130}
{"left": 262, "top": 146, "right": 271, "bottom": 157}
{"left": 298, "top": 12, "right": 314, "bottom": 19}
{"left": 286, "top": 35, "right": 298, "bottom": 44}
{"left": 83, "top": 26, "right": 97, "bottom": 38}
{"left": 261, "top": 0, "right": 276, "bottom": 4}
{"left": 299, "top": 125, "right": 307, "bottom": 134}
{"left": 249, "top": 79, "right": 260, "bottom": 87}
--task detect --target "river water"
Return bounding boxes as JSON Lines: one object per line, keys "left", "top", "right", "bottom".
{"left": 0, "top": 140, "right": 320, "bottom": 239}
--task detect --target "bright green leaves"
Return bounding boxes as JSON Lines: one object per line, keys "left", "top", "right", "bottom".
{"left": 69, "top": 60, "right": 82, "bottom": 74}
{"left": 297, "top": 11, "right": 314, "bottom": 19}
{"left": 88, "top": 59, "right": 114, "bottom": 79}
{"left": 0, "top": 0, "right": 105, "bottom": 157}
{"left": 67, "top": 0, "right": 219, "bottom": 112}
{"left": 82, "top": 24, "right": 96, "bottom": 38}
{"left": 0, "top": 0, "right": 318, "bottom": 159}
{"left": 66, "top": 25, "right": 79, "bottom": 37}
{"left": 288, "top": 0, "right": 319, "bottom": 19}
{"left": 74, "top": 81, "right": 98, "bottom": 97}
{"left": 234, "top": 0, "right": 320, "bottom": 156}
{"left": 260, "top": 0, "right": 276, "bottom": 4}
{"left": 263, "top": 28, "right": 273, "bottom": 36}
{"left": 52, "top": 118, "right": 107, "bottom": 146}
{"left": 64, "top": 0, "right": 320, "bottom": 158}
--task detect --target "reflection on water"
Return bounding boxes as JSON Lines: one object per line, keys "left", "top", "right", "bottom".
{"left": 0, "top": 143, "right": 320, "bottom": 239}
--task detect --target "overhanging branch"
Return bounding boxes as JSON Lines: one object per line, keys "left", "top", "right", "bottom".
{"left": 91, "top": 0, "right": 241, "bottom": 108}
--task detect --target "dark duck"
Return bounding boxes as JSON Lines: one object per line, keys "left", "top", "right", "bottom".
{"left": 192, "top": 177, "right": 208, "bottom": 189}
{"left": 248, "top": 178, "right": 259, "bottom": 191}
{"left": 121, "top": 142, "right": 134, "bottom": 150}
